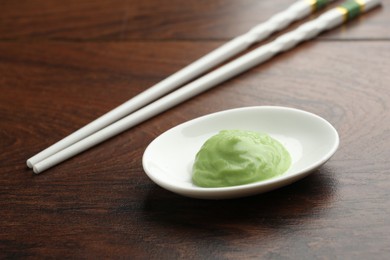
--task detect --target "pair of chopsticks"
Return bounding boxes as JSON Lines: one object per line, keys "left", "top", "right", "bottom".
{"left": 27, "top": 0, "right": 381, "bottom": 174}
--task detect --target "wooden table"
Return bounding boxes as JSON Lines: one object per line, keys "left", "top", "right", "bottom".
{"left": 1, "top": 0, "right": 389, "bottom": 258}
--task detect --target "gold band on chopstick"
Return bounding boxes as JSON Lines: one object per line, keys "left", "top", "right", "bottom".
{"left": 355, "top": 0, "right": 366, "bottom": 11}
{"left": 336, "top": 6, "right": 349, "bottom": 22}
{"left": 336, "top": 0, "right": 366, "bottom": 22}
{"left": 306, "top": 0, "right": 317, "bottom": 12}
{"left": 306, "top": 0, "right": 331, "bottom": 13}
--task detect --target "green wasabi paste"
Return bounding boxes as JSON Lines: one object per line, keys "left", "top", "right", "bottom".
{"left": 192, "top": 130, "right": 291, "bottom": 188}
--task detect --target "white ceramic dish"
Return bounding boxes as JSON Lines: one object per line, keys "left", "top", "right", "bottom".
{"left": 142, "top": 106, "right": 339, "bottom": 199}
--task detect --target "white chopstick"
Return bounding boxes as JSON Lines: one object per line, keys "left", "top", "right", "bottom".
{"left": 30, "top": 0, "right": 381, "bottom": 174}
{"left": 27, "top": 0, "right": 332, "bottom": 169}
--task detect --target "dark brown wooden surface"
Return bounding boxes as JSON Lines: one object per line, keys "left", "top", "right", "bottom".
{"left": 1, "top": 0, "right": 390, "bottom": 258}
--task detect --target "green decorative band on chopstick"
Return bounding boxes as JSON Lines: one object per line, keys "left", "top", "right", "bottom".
{"left": 337, "top": 0, "right": 365, "bottom": 22}
{"left": 306, "top": 0, "right": 330, "bottom": 12}
{"left": 315, "top": 0, "right": 330, "bottom": 10}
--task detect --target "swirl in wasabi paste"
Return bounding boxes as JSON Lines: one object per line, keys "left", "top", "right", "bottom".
{"left": 192, "top": 130, "right": 291, "bottom": 187}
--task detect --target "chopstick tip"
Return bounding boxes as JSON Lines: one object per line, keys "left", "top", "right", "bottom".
{"left": 32, "top": 165, "right": 41, "bottom": 174}
{"left": 26, "top": 159, "right": 33, "bottom": 168}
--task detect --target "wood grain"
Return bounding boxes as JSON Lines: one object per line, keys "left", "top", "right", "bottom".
{"left": 1, "top": 0, "right": 390, "bottom": 258}
{"left": 0, "top": 0, "right": 389, "bottom": 41}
